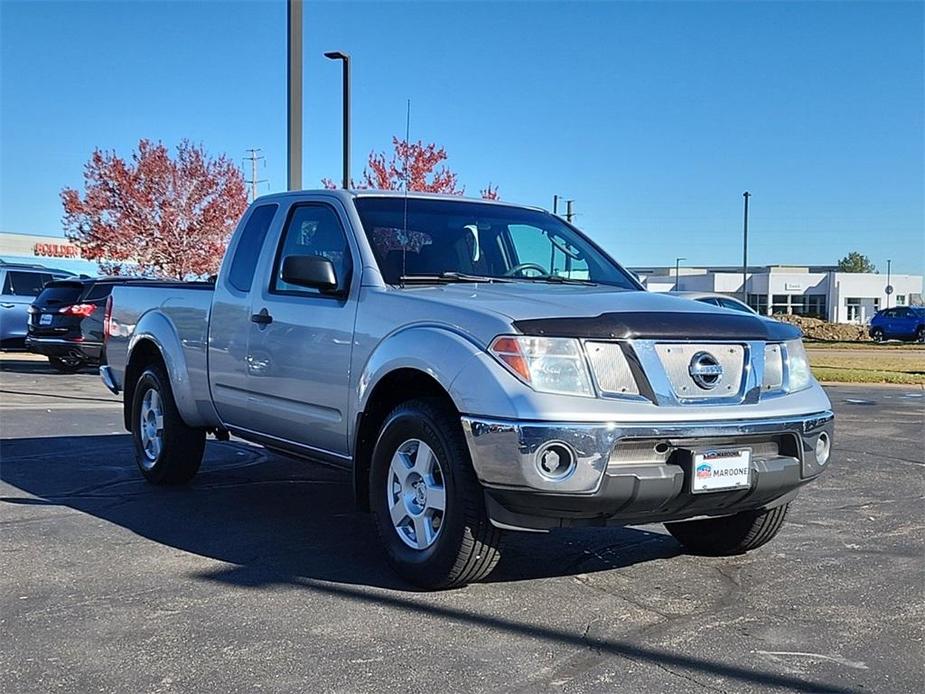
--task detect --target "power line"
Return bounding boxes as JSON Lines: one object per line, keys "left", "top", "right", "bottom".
{"left": 244, "top": 148, "right": 268, "bottom": 202}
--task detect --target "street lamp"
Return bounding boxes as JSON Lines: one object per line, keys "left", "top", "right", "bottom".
{"left": 675, "top": 257, "right": 686, "bottom": 291}
{"left": 886, "top": 258, "right": 892, "bottom": 308}
{"left": 324, "top": 50, "right": 351, "bottom": 189}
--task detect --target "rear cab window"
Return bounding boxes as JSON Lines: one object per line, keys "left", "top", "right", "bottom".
{"left": 227, "top": 204, "right": 278, "bottom": 292}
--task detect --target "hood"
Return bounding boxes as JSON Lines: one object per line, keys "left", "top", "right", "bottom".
{"left": 393, "top": 283, "right": 800, "bottom": 342}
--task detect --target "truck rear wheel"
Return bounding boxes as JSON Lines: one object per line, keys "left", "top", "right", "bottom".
{"left": 665, "top": 503, "right": 790, "bottom": 555}
{"left": 131, "top": 363, "right": 205, "bottom": 485}
{"left": 369, "top": 398, "right": 502, "bottom": 589}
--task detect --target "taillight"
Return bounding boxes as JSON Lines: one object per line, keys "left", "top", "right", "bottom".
{"left": 103, "top": 296, "right": 113, "bottom": 340}
{"left": 58, "top": 304, "right": 96, "bottom": 317}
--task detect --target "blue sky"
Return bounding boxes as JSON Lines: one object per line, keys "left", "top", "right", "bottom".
{"left": 1, "top": 0, "right": 922, "bottom": 273}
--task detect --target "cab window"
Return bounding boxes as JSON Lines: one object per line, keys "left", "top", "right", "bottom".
{"left": 272, "top": 204, "right": 352, "bottom": 296}
{"left": 228, "top": 204, "right": 277, "bottom": 292}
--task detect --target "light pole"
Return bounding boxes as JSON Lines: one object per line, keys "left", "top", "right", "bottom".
{"left": 741, "top": 191, "right": 751, "bottom": 303}
{"left": 287, "top": 0, "right": 302, "bottom": 191}
{"left": 324, "top": 51, "right": 351, "bottom": 189}
{"left": 675, "top": 257, "right": 686, "bottom": 291}
{"left": 886, "top": 258, "right": 892, "bottom": 308}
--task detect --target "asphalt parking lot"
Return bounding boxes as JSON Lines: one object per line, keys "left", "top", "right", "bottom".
{"left": 1, "top": 354, "right": 923, "bottom": 694}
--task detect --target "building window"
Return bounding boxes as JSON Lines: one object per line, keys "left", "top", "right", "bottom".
{"left": 896, "top": 295, "right": 906, "bottom": 305}
{"left": 747, "top": 293, "right": 768, "bottom": 315}
{"left": 771, "top": 294, "right": 789, "bottom": 314}
{"left": 768, "top": 294, "right": 827, "bottom": 318}
{"left": 846, "top": 298, "right": 862, "bottom": 322}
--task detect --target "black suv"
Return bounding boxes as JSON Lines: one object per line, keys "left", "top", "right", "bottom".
{"left": 26, "top": 277, "right": 134, "bottom": 372}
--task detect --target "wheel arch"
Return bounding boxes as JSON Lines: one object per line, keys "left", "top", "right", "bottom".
{"left": 352, "top": 367, "right": 460, "bottom": 512}
{"left": 122, "top": 339, "right": 166, "bottom": 431}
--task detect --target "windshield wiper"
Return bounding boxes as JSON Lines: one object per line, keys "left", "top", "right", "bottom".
{"left": 399, "top": 272, "right": 514, "bottom": 285}
{"left": 515, "top": 275, "right": 598, "bottom": 286}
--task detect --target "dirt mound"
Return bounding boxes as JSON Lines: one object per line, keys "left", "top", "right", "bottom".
{"left": 776, "top": 315, "right": 869, "bottom": 342}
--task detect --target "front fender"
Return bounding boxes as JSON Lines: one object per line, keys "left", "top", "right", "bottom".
{"left": 128, "top": 311, "right": 208, "bottom": 428}
{"left": 357, "top": 326, "right": 484, "bottom": 415}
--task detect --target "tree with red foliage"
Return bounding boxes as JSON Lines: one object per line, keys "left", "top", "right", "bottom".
{"left": 61, "top": 139, "right": 248, "bottom": 279}
{"left": 324, "top": 136, "right": 499, "bottom": 199}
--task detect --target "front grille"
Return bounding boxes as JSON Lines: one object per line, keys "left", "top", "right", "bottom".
{"left": 654, "top": 343, "right": 745, "bottom": 400}
{"left": 585, "top": 341, "right": 639, "bottom": 395}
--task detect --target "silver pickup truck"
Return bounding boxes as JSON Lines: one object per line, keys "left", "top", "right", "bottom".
{"left": 101, "top": 190, "right": 834, "bottom": 588}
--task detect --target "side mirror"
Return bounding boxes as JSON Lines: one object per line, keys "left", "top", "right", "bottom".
{"left": 281, "top": 255, "right": 340, "bottom": 293}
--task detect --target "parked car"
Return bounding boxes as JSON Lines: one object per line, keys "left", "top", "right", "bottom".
{"left": 0, "top": 261, "right": 74, "bottom": 349}
{"left": 101, "top": 190, "right": 834, "bottom": 589}
{"left": 671, "top": 290, "right": 758, "bottom": 315}
{"left": 868, "top": 306, "right": 925, "bottom": 343}
{"left": 26, "top": 277, "right": 141, "bottom": 372}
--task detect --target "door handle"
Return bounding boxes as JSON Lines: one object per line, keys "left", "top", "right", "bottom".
{"left": 1, "top": 303, "right": 15, "bottom": 309}
{"left": 250, "top": 308, "right": 273, "bottom": 325}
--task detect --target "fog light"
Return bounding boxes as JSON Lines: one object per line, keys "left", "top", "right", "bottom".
{"left": 536, "top": 442, "right": 576, "bottom": 480}
{"left": 815, "top": 432, "right": 831, "bottom": 466}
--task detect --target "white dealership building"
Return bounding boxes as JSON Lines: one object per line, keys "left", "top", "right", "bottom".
{"left": 634, "top": 265, "right": 923, "bottom": 324}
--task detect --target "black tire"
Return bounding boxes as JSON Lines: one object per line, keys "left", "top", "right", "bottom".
{"left": 871, "top": 328, "right": 885, "bottom": 343}
{"left": 916, "top": 326, "right": 925, "bottom": 343}
{"left": 369, "top": 398, "right": 502, "bottom": 589}
{"left": 48, "top": 355, "right": 84, "bottom": 373}
{"left": 130, "top": 362, "right": 205, "bottom": 485}
{"left": 665, "top": 503, "right": 790, "bottom": 555}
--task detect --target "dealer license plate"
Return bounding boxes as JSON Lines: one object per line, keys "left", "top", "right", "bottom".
{"left": 39, "top": 314, "right": 52, "bottom": 325}
{"left": 691, "top": 448, "right": 751, "bottom": 493}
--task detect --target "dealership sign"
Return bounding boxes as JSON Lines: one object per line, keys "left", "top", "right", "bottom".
{"left": 33, "top": 242, "right": 81, "bottom": 258}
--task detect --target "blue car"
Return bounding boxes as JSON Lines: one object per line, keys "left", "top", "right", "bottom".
{"left": 1, "top": 261, "right": 74, "bottom": 349}
{"left": 868, "top": 306, "right": 925, "bottom": 343}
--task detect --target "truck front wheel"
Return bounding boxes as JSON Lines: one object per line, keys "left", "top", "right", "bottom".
{"left": 369, "top": 398, "right": 502, "bottom": 589}
{"left": 131, "top": 364, "right": 205, "bottom": 485}
{"left": 665, "top": 503, "right": 790, "bottom": 555}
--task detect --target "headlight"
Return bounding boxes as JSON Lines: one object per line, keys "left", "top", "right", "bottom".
{"left": 490, "top": 336, "right": 595, "bottom": 397}
{"left": 785, "top": 339, "right": 813, "bottom": 392}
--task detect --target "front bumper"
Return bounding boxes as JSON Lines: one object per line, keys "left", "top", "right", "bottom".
{"left": 25, "top": 336, "right": 102, "bottom": 362}
{"left": 461, "top": 411, "right": 834, "bottom": 530}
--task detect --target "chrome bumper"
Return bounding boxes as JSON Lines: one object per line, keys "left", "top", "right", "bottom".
{"left": 461, "top": 411, "right": 834, "bottom": 496}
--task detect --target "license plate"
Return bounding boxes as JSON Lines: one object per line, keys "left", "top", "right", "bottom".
{"left": 691, "top": 448, "right": 751, "bottom": 493}
{"left": 39, "top": 314, "right": 52, "bottom": 325}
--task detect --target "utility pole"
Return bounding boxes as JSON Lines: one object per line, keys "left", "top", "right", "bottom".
{"left": 287, "top": 0, "right": 303, "bottom": 191}
{"left": 741, "top": 191, "right": 751, "bottom": 303}
{"left": 565, "top": 199, "right": 574, "bottom": 224}
{"left": 244, "top": 149, "right": 267, "bottom": 201}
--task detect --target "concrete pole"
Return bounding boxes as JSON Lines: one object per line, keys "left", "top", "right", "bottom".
{"left": 287, "top": 0, "right": 303, "bottom": 191}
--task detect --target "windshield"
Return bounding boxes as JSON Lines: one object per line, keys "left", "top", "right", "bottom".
{"left": 353, "top": 197, "right": 639, "bottom": 289}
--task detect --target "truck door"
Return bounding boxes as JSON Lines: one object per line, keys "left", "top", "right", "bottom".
{"left": 242, "top": 200, "right": 359, "bottom": 459}
{"left": 208, "top": 203, "right": 280, "bottom": 427}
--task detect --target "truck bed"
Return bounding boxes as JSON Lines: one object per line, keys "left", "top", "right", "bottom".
{"left": 105, "top": 282, "right": 218, "bottom": 428}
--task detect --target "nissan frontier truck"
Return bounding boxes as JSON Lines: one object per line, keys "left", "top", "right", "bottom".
{"left": 100, "top": 190, "right": 834, "bottom": 588}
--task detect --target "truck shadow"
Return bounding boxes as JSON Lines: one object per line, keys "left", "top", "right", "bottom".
{"left": 0, "top": 434, "right": 681, "bottom": 591}
{"left": 0, "top": 434, "right": 853, "bottom": 693}
{"left": 0, "top": 356, "right": 96, "bottom": 375}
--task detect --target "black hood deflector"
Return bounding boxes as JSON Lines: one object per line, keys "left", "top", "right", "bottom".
{"left": 513, "top": 311, "right": 801, "bottom": 342}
